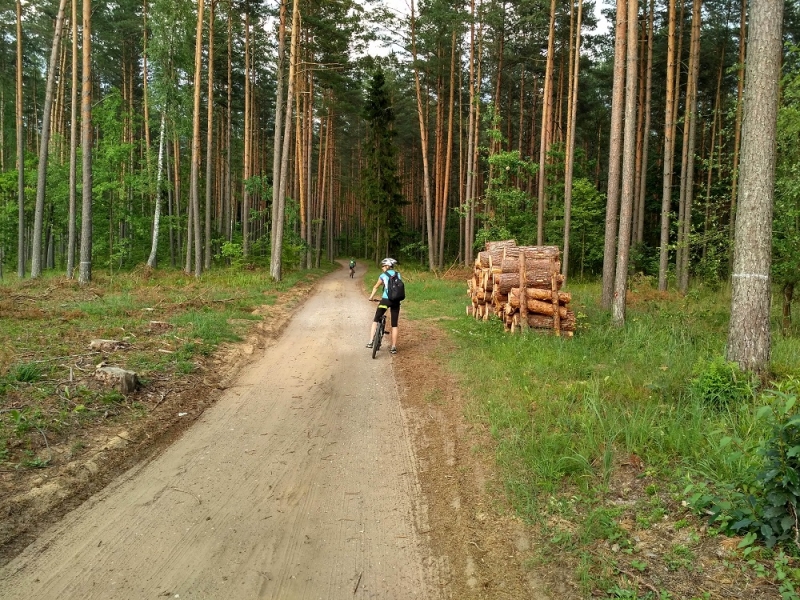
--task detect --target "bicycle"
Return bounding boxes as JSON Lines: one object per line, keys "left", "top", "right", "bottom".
{"left": 349, "top": 266, "right": 355, "bottom": 278}
{"left": 370, "top": 298, "right": 387, "bottom": 359}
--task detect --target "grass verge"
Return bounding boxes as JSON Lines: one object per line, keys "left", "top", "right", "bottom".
{"left": 400, "top": 265, "right": 800, "bottom": 599}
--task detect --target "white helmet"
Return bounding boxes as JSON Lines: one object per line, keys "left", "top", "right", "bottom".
{"left": 380, "top": 258, "right": 397, "bottom": 268}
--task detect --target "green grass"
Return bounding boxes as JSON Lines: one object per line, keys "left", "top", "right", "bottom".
{"left": 401, "top": 269, "right": 800, "bottom": 593}
{"left": 0, "top": 263, "right": 334, "bottom": 468}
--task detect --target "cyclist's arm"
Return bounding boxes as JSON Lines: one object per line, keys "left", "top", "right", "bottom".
{"left": 368, "top": 277, "right": 384, "bottom": 301}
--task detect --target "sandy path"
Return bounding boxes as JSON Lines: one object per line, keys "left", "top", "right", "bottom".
{"left": 0, "top": 266, "right": 439, "bottom": 599}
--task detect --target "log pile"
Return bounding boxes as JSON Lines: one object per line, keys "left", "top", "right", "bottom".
{"left": 467, "top": 240, "right": 575, "bottom": 336}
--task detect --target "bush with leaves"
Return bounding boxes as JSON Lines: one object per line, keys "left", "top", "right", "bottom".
{"left": 686, "top": 379, "right": 800, "bottom": 549}
{"left": 689, "top": 356, "right": 757, "bottom": 408}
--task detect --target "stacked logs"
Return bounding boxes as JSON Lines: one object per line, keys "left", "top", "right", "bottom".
{"left": 467, "top": 240, "right": 575, "bottom": 336}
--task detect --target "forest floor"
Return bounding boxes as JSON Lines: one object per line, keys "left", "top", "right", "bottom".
{"left": 0, "top": 264, "right": 790, "bottom": 598}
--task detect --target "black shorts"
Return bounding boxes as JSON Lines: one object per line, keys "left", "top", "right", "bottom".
{"left": 373, "top": 300, "right": 400, "bottom": 328}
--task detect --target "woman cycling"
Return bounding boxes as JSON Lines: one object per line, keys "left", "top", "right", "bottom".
{"left": 367, "top": 258, "right": 401, "bottom": 354}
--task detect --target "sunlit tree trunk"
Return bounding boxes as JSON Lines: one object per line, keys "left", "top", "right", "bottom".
{"left": 78, "top": 0, "right": 92, "bottom": 285}
{"left": 16, "top": 0, "right": 25, "bottom": 279}
{"left": 189, "top": 0, "right": 205, "bottom": 277}
{"left": 242, "top": 10, "right": 252, "bottom": 256}
{"left": 271, "top": 0, "right": 286, "bottom": 261}
{"left": 658, "top": 0, "right": 679, "bottom": 290}
{"left": 67, "top": 0, "right": 78, "bottom": 278}
{"left": 677, "top": 0, "right": 701, "bottom": 294}
{"left": 601, "top": 0, "right": 627, "bottom": 307}
{"left": 611, "top": 0, "right": 638, "bottom": 326}
{"left": 223, "top": 6, "right": 232, "bottom": 242}
{"left": 726, "top": 0, "right": 781, "bottom": 373}
{"left": 204, "top": 0, "right": 215, "bottom": 270}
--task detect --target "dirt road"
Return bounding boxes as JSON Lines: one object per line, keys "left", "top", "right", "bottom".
{"left": 0, "top": 265, "right": 442, "bottom": 599}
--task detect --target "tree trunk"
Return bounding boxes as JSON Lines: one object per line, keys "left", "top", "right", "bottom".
{"left": 67, "top": 0, "right": 78, "bottom": 278}
{"left": 189, "top": 0, "right": 205, "bottom": 277}
{"left": 271, "top": 0, "right": 286, "bottom": 261}
{"left": 611, "top": 0, "right": 638, "bottom": 326}
{"left": 677, "top": 0, "right": 701, "bottom": 294}
{"left": 439, "top": 30, "right": 457, "bottom": 270}
{"left": 729, "top": 0, "right": 746, "bottom": 266}
{"left": 204, "top": 0, "right": 215, "bottom": 270}
{"left": 16, "top": 0, "right": 25, "bottom": 278}
{"left": 78, "top": 0, "right": 92, "bottom": 285}
{"left": 658, "top": 0, "right": 679, "bottom": 291}
{"left": 271, "top": 0, "right": 299, "bottom": 281}
{"left": 601, "top": 0, "right": 627, "bottom": 307}
{"left": 537, "top": 0, "right": 557, "bottom": 245}
{"left": 562, "top": 0, "right": 583, "bottom": 281}
{"left": 147, "top": 114, "right": 166, "bottom": 268}
{"left": 783, "top": 282, "right": 795, "bottom": 333}
{"left": 242, "top": 11, "right": 251, "bottom": 256}
{"left": 726, "top": 0, "right": 782, "bottom": 373}
{"left": 464, "top": 0, "right": 477, "bottom": 266}
{"left": 224, "top": 3, "right": 233, "bottom": 242}
{"left": 410, "top": 0, "right": 435, "bottom": 271}
{"left": 637, "top": 0, "right": 654, "bottom": 246}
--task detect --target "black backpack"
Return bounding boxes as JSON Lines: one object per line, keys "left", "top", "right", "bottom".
{"left": 386, "top": 270, "right": 406, "bottom": 302}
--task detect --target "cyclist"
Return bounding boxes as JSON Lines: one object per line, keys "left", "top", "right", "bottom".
{"left": 349, "top": 258, "right": 356, "bottom": 278}
{"left": 367, "top": 258, "right": 401, "bottom": 354}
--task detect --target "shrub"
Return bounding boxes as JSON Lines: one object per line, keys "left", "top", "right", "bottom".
{"left": 689, "top": 356, "right": 756, "bottom": 408}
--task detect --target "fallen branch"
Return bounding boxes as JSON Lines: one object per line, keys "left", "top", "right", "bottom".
{"left": 616, "top": 567, "right": 660, "bottom": 596}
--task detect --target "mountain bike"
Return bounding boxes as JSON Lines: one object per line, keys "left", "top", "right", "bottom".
{"left": 370, "top": 299, "right": 387, "bottom": 359}
{"left": 349, "top": 266, "right": 355, "bottom": 278}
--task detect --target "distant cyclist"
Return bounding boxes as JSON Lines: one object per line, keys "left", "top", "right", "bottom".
{"left": 349, "top": 258, "right": 356, "bottom": 278}
{"left": 367, "top": 258, "right": 402, "bottom": 355}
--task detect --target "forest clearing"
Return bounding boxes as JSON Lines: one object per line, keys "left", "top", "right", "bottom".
{"left": 0, "top": 263, "right": 798, "bottom": 598}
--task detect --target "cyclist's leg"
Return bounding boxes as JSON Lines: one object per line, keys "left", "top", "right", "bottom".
{"left": 389, "top": 304, "right": 400, "bottom": 349}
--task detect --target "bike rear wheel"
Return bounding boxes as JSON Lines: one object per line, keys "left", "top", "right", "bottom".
{"left": 371, "top": 319, "right": 383, "bottom": 359}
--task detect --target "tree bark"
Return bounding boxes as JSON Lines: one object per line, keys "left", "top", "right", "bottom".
{"left": 677, "top": 0, "right": 701, "bottom": 293}
{"left": 271, "top": 0, "right": 299, "bottom": 281}
{"left": 410, "top": 0, "right": 435, "bottom": 271}
{"left": 562, "top": 0, "right": 583, "bottom": 281}
{"left": 637, "top": 0, "right": 654, "bottom": 247}
{"left": 189, "top": 0, "right": 205, "bottom": 277}
{"left": 204, "top": 0, "right": 215, "bottom": 270}
{"left": 537, "top": 0, "right": 557, "bottom": 245}
{"left": 147, "top": 114, "right": 166, "bottom": 268}
{"left": 601, "top": 0, "right": 627, "bottom": 307}
{"left": 78, "top": 0, "right": 92, "bottom": 285}
{"left": 726, "top": 0, "right": 782, "bottom": 373}
{"left": 611, "top": 0, "right": 639, "bottom": 326}
{"left": 67, "top": 0, "right": 78, "bottom": 278}
{"left": 16, "top": 0, "right": 25, "bottom": 278}
{"left": 242, "top": 10, "right": 251, "bottom": 257}
{"left": 271, "top": 0, "right": 287, "bottom": 261}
